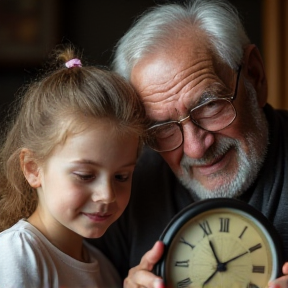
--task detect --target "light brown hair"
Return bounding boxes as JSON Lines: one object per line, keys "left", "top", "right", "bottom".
{"left": 0, "top": 45, "right": 146, "bottom": 231}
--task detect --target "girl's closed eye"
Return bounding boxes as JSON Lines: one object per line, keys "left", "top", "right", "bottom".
{"left": 73, "top": 172, "right": 96, "bottom": 182}
{"left": 115, "top": 173, "right": 131, "bottom": 182}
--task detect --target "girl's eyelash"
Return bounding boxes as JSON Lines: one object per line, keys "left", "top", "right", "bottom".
{"left": 115, "top": 174, "right": 130, "bottom": 182}
{"left": 73, "top": 172, "right": 133, "bottom": 182}
{"left": 74, "top": 173, "right": 95, "bottom": 181}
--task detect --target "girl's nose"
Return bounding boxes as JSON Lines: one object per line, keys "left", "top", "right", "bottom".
{"left": 91, "top": 181, "right": 116, "bottom": 203}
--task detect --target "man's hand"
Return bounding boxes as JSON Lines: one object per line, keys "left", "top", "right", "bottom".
{"left": 268, "top": 262, "right": 288, "bottom": 288}
{"left": 123, "top": 241, "right": 165, "bottom": 288}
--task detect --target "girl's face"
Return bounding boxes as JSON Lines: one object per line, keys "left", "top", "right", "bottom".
{"left": 30, "top": 120, "right": 139, "bottom": 240}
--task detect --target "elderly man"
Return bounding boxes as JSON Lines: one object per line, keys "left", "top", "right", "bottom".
{"left": 90, "top": 0, "right": 288, "bottom": 287}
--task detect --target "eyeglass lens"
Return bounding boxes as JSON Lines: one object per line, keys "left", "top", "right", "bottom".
{"left": 146, "top": 123, "right": 183, "bottom": 152}
{"left": 146, "top": 67, "right": 240, "bottom": 152}
{"left": 190, "top": 99, "right": 236, "bottom": 131}
{"left": 146, "top": 100, "right": 236, "bottom": 152}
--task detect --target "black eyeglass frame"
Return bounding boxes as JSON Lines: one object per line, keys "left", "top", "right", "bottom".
{"left": 145, "top": 66, "right": 242, "bottom": 152}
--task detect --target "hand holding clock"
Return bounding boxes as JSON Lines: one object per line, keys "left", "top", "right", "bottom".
{"left": 124, "top": 198, "right": 288, "bottom": 288}
{"left": 123, "top": 244, "right": 288, "bottom": 288}
{"left": 268, "top": 263, "right": 288, "bottom": 288}
{"left": 123, "top": 241, "right": 165, "bottom": 288}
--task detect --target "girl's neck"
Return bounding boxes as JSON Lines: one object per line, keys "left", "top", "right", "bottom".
{"left": 28, "top": 210, "right": 87, "bottom": 262}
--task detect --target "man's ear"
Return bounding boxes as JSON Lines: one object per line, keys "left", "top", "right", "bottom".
{"left": 242, "top": 44, "right": 268, "bottom": 107}
{"left": 20, "top": 148, "right": 41, "bottom": 188}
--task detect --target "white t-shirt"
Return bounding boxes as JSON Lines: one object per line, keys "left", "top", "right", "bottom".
{"left": 0, "top": 219, "right": 121, "bottom": 288}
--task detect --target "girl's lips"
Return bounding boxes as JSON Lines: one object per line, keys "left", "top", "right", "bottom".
{"left": 82, "top": 212, "right": 112, "bottom": 222}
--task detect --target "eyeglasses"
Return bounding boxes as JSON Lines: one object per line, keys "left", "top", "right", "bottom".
{"left": 145, "top": 66, "right": 242, "bottom": 152}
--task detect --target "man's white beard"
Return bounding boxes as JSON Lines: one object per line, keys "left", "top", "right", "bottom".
{"left": 177, "top": 80, "right": 269, "bottom": 200}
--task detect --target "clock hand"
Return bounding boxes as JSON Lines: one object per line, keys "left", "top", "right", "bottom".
{"left": 202, "top": 269, "right": 218, "bottom": 288}
{"left": 223, "top": 243, "right": 262, "bottom": 265}
{"left": 209, "top": 240, "right": 227, "bottom": 272}
{"left": 203, "top": 242, "right": 262, "bottom": 288}
{"left": 202, "top": 241, "right": 252, "bottom": 287}
{"left": 222, "top": 250, "right": 248, "bottom": 265}
{"left": 209, "top": 240, "right": 221, "bottom": 264}
{"left": 202, "top": 240, "right": 227, "bottom": 287}
{"left": 210, "top": 241, "right": 261, "bottom": 266}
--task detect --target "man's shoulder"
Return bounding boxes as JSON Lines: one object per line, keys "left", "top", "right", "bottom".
{"left": 137, "top": 146, "right": 164, "bottom": 166}
{"left": 133, "top": 146, "right": 176, "bottom": 183}
{"left": 131, "top": 146, "right": 189, "bottom": 203}
{"left": 265, "top": 104, "right": 288, "bottom": 129}
{"left": 274, "top": 108, "right": 288, "bottom": 120}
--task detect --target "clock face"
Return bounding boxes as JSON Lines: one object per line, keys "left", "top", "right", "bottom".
{"left": 156, "top": 199, "right": 283, "bottom": 288}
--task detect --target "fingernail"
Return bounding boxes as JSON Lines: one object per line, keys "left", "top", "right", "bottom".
{"left": 153, "top": 278, "right": 165, "bottom": 288}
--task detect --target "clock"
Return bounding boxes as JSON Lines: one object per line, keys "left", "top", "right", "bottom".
{"left": 155, "top": 198, "right": 283, "bottom": 288}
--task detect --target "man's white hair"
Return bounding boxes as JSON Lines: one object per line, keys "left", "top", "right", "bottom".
{"left": 112, "top": 0, "right": 250, "bottom": 79}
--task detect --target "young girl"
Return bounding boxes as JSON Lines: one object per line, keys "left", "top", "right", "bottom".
{"left": 0, "top": 45, "right": 146, "bottom": 287}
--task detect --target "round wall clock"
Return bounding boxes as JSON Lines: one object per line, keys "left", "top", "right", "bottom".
{"left": 155, "top": 198, "right": 283, "bottom": 288}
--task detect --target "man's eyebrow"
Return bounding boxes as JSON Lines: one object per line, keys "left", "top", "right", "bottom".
{"left": 148, "top": 119, "right": 171, "bottom": 126}
{"left": 197, "top": 91, "right": 214, "bottom": 104}
{"left": 188, "top": 89, "right": 215, "bottom": 108}
{"left": 195, "top": 83, "right": 233, "bottom": 105}
{"left": 148, "top": 82, "right": 232, "bottom": 126}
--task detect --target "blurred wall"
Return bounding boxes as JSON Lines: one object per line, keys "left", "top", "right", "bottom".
{"left": 0, "top": 0, "right": 262, "bottom": 123}
{"left": 262, "top": 0, "right": 288, "bottom": 110}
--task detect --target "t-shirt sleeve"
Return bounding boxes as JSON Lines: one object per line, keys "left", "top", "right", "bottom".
{"left": 0, "top": 229, "right": 46, "bottom": 287}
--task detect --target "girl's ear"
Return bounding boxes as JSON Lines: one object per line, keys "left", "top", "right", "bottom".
{"left": 20, "top": 148, "right": 41, "bottom": 188}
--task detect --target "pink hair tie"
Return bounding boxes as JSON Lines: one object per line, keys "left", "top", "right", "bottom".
{"left": 65, "top": 58, "right": 82, "bottom": 68}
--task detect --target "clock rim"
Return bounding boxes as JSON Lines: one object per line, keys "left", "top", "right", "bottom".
{"left": 155, "top": 198, "right": 284, "bottom": 283}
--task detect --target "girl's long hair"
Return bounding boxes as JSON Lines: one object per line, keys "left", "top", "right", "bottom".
{"left": 0, "top": 44, "right": 146, "bottom": 231}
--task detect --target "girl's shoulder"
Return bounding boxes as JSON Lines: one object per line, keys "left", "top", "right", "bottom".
{"left": 0, "top": 219, "right": 38, "bottom": 244}
{"left": 0, "top": 219, "right": 51, "bottom": 287}
{"left": 0, "top": 219, "right": 48, "bottom": 262}
{"left": 0, "top": 219, "right": 56, "bottom": 261}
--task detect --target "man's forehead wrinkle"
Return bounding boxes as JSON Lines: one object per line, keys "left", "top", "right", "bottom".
{"left": 139, "top": 78, "right": 171, "bottom": 97}
{"left": 143, "top": 92, "right": 177, "bottom": 113}
{"left": 168, "top": 59, "right": 213, "bottom": 93}
{"left": 140, "top": 75, "right": 186, "bottom": 107}
{"left": 143, "top": 77, "right": 226, "bottom": 119}
{"left": 142, "top": 62, "right": 214, "bottom": 100}
{"left": 145, "top": 101, "right": 176, "bottom": 121}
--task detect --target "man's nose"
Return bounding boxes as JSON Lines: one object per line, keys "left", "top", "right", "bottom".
{"left": 181, "top": 121, "right": 215, "bottom": 159}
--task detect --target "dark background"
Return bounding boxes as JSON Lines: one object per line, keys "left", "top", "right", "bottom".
{"left": 0, "top": 0, "right": 262, "bottom": 123}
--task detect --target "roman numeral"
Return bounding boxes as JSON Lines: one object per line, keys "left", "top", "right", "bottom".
{"left": 252, "top": 265, "right": 265, "bottom": 273}
{"left": 249, "top": 243, "right": 262, "bottom": 253}
{"left": 219, "top": 218, "right": 230, "bottom": 232}
{"left": 238, "top": 226, "right": 248, "bottom": 239}
{"left": 179, "top": 237, "right": 195, "bottom": 250}
{"left": 177, "top": 277, "right": 192, "bottom": 288}
{"left": 199, "top": 220, "right": 212, "bottom": 236}
{"left": 175, "top": 260, "right": 189, "bottom": 267}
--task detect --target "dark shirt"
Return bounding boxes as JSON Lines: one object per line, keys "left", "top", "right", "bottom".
{"left": 88, "top": 104, "right": 288, "bottom": 281}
